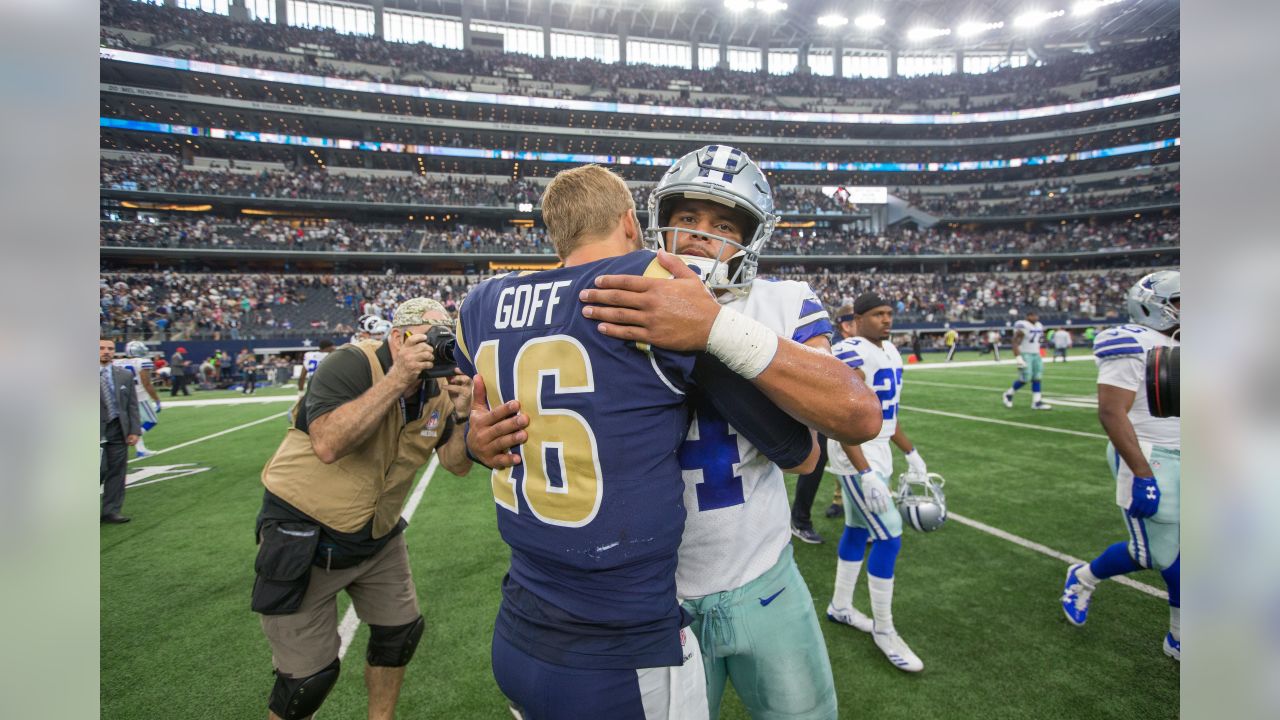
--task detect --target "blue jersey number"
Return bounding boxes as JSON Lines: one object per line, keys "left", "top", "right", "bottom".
{"left": 872, "top": 368, "right": 903, "bottom": 420}
{"left": 678, "top": 411, "right": 745, "bottom": 512}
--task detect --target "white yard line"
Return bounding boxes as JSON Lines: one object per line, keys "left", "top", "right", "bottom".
{"left": 159, "top": 396, "right": 299, "bottom": 408}
{"left": 904, "top": 355, "right": 1094, "bottom": 371}
{"left": 899, "top": 405, "right": 1109, "bottom": 439}
{"left": 906, "top": 380, "right": 1098, "bottom": 408}
{"left": 949, "top": 512, "right": 1168, "bottom": 600}
{"left": 126, "top": 411, "right": 289, "bottom": 464}
{"left": 335, "top": 456, "right": 441, "bottom": 661}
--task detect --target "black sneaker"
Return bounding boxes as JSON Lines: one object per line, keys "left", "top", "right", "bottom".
{"left": 790, "top": 524, "right": 824, "bottom": 544}
{"left": 824, "top": 503, "right": 844, "bottom": 519}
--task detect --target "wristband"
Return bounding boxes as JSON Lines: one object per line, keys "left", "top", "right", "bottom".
{"left": 705, "top": 306, "right": 779, "bottom": 380}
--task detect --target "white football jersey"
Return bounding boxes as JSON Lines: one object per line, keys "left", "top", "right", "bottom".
{"left": 302, "top": 351, "right": 329, "bottom": 375}
{"left": 676, "top": 279, "right": 831, "bottom": 599}
{"left": 826, "top": 337, "right": 904, "bottom": 476}
{"left": 1014, "top": 320, "right": 1045, "bottom": 354}
{"left": 1093, "top": 324, "right": 1179, "bottom": 449}
{"left": 113, "top": 357, "right": 154, "bottom": 401}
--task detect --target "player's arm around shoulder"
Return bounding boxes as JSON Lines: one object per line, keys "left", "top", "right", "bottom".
{"left": 579, "top": 251, "right": 881, "bottom": 444}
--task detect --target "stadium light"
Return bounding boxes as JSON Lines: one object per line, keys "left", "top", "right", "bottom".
{"left": 818, "top": 14, "right": 849, "bottom": 28}
{"left": 723, "top": 0, "right": 753, "bottom": 11}
{"left": 854, "top": 14, "right": 886, "bottom": 30}
{"left": 757, "top": 0, "right": 788, "bottom": 13}
{"left": 1073, "top": 0, "right": 1123, "bottom": 16}
{"left": 1014, "top": 9, "right": 1067, "bottom": 28}
{"left": 907, "top": 27, "right": 952, "bottom": 41}
{"left": 957, "top": 21, "right": 1005, "bottom": 38}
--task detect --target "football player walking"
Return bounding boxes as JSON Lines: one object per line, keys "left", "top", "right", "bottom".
{"left": 1061, "top": 271, "right": 1181, "bottom": 660}
{"left": 1003, "top": 310, "right": 1052, "bottom": 410}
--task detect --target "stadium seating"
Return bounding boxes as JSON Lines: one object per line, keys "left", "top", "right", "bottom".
{"left": 98, "top": 0, "right": 1179, "bottom": 344}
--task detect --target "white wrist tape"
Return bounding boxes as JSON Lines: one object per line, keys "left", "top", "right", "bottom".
{"left": 706, "top": 306, "right": 779, "bottom": 380}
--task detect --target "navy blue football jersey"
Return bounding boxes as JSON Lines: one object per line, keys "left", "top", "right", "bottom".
{"left": 456, "top": 250, "right": 698, "bottom": 670}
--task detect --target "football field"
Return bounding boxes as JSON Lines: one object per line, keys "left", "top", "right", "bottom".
{"left": 100, "top": 350, "right": 1178, "bottom": 719}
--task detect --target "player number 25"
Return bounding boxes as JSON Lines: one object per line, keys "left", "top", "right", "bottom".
{"left": 474, "top": 336, "right": 604, "bottom": 528}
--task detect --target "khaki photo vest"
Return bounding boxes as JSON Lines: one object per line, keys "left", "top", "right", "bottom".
{"left": 262, "top": 341, "right": 454, "bottom": 538}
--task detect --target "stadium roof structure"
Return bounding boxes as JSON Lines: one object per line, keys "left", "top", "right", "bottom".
{"left": 388, "top": 0, "right": 1179, "bottom": 51}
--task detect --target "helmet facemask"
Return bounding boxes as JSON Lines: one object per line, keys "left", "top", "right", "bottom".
{"left": 894, "top": 471, "right": 948, "bottom": 533}
{"left": 643, "top": 145, "right": 777, "bottom": 298}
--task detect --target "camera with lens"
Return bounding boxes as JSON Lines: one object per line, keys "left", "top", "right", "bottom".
{"left": 1145, "top": 345, "right": 1178, "bottom": 418}
{"left": 418, "top": 325, "right": 459, "bottom": 380}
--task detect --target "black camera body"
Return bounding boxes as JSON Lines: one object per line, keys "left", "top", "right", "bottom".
{"left": 1145, "top": 345, "right": 1178, "bottom": 418}
{"left": 419, "top": 325, "right": 458, "bottom": 380}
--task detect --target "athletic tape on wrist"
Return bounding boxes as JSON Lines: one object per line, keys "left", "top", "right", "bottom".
{"left": 705, "top": 306, "right": 779, "bottom": 380}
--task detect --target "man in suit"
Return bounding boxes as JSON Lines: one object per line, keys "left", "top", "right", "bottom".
{"left": 101, "top": 338, "right": 141, "bottom": 524}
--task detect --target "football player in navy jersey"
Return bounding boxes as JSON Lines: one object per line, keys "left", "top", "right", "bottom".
{"left": 470, "top": 148, "right": 882, "bottom": 720}
{"left": 455, "top": 164, "right": 818, "bottom": 720}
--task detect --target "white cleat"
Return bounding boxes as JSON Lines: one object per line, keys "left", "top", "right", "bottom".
{"left": 1031, "top": 401, "right": 1053, "bottom": 411}
{"left": 873, "top": 628, "right": 924, "bottom": 672}
{"left": 826, "top": 603, "right": 873, "bottom": 633}
{"left": 1163, "top": 633, "right": 1180, "bottom": 662}
{"left": 1002, "top": 390, "right": 1014, "bottom": 409}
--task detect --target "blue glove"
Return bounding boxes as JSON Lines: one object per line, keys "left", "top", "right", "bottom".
{"left": 154, "top": 401, "right": 161, "bottom": 414}
{"left": 1129, "top": 476, "right": 1160, "bottom": 518}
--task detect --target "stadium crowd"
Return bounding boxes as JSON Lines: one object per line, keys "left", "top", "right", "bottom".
{"left": 100, "top": 156, "right": 544, "bottom": 207}
{"left": 905, "top": 183, "right": 1179, "bottom": 218}
{"left": 100, "top": 155, "right": 860, "bottom": 213}
{"left": 101, "top": 155, "right": 1178, "bottom": 220}
{"left": 101, "top": 212, "right": 1179, "bottom": 257}
{"left": 101, "top": 0, "right": 1177, "bottom": 113}
{"left": 100, "top": 265, "right": 1161, "bottom": 342}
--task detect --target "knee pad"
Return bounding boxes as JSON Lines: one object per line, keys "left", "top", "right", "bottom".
{"left": 269, "top": 658, "right": 339, "bottom": 720}
{"left": 367, "top": 615, "right": 425, "bottom": 667}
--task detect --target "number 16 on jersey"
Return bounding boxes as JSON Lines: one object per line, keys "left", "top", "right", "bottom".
{"left": 474, "top": 336, "right": 605, "bottom": 528}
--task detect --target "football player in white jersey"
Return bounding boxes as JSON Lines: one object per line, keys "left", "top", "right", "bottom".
{"left": 471, "top": 146, "right": 870, "bottom": 719}
{"left": 1002, "top": 310, "right": 1052, "bottom": 410}
{"left": 113, "top": 340, "right": 161, "bottom": 457}
{"left": 823, "top": 295, "right": 928, "bottom": 673}
{"left": 1061, "top": 270, "right": 1181, "bottom": 660}
{"left": 296, "top": 339, "right": 336, "bottom": 395}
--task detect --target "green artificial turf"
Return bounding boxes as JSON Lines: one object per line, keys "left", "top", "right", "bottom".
{"left": 102, "top": 353, "right": 1177, "bottom": 719}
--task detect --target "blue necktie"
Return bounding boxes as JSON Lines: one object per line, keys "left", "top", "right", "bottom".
{"left": 101, "top": 366, "right": 118, "bottom": 421}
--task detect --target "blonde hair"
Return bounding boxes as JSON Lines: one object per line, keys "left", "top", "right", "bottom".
{"left": 541, "top": 164, "right": 636, "bottom": 258}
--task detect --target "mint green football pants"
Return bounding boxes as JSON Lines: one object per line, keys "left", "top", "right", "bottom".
{"left": 680, "top": 544, "right": 837, "bottom": 720}
{"left": 1107, "top": 442, "right": 1180, "bottom": 570}
{"left": 1017, "top": 352, "right": 1044, "bottom": 382}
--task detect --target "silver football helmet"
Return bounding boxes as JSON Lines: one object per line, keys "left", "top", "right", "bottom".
{"left": 645, "top": 145, "right": 777, "bottom": 298}
{"left": 895, "top": 471, "right": 947, "bottom": 533}
{"left": 125, "top": 340, "right": 149, "bottom": 358}
{"left": 1125, "top": 270, "right": 1180, "bottom": 332}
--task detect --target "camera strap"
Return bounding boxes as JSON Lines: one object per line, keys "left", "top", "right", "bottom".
{"left": 399, "top": 382, "right": 428, "bottom": 427}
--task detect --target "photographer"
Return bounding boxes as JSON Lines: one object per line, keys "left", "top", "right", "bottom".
{"left": 252, "top": 298, "right": 472, "bottom": 720}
